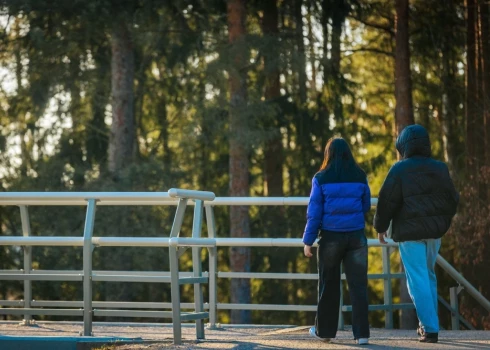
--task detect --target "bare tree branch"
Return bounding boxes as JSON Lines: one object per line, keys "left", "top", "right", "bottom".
{"left": 349, "top": 15, "right": 395, "bottom": 37}
{"left": 343, "top": 47, "right": 394, "bottom": 58}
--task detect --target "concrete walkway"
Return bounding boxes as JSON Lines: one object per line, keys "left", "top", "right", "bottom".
{"left": 0, "top": 322, "right": 489, "bottom": 349}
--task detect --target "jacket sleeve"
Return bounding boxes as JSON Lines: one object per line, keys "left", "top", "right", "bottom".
{"left": 302, "top": 177, "right": 323, "bottom": 246}
{"left": 362, "top": 180, "right": 371, "bottom": 214}
{"left": 373, "top": 165, "right": 402, "bottom": 233}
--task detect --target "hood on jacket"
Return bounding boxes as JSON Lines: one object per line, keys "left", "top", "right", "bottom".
{"left": 395, "top": 124, "right": 431, "bottom": 159}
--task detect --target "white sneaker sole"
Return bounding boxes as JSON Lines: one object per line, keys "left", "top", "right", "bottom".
{"left": 357, "top": 338, "right": 369, "bottom": 345}
{"left": 309, "top": 327, "right": 331, "bottom": 342}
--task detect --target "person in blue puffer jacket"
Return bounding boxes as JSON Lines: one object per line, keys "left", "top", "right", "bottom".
{"left": 303, "top": 137, "right": 371, "bottom": 345}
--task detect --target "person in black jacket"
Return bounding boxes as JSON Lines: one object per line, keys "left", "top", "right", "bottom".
{"left": 373, "top": 124, "right": 459, "bottom": 343}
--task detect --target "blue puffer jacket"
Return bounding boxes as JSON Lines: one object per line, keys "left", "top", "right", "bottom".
{"left": 302, "top": 168, "right": 371, "bottom": 246}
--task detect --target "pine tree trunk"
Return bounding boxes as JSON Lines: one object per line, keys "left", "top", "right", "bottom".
{"left": 394, "top": 0, "right": 415, "bottom": 134}
{"left": 307, "top": 2, "right": 317, "bottom": 93}
{"left": 263, "top": 0, "right": 284, "bottom": 197}
{"left": 87, "top": 46, "right": 109, "bottom": 168}
{"left": 441, "top": 19, "right": 460, "bottom": 174}
{"left": 294, "top": 0, "right": 307, "bottom": 105}
{"left": 479, "top": 0, "right": 490, "bottom": 169}
{"left": 476, "top": 2, "right": 486, "bottom": 194}
{"left": 157, "top": 97, "right": 172, "bottom": 168}
{"left": 320, "top": 0, "right": 331, "bottom": 147}
{"left": 108, "top": 19, "right": 135, "bottom": 176}
{"left": 330, "top": 0, "right": 345, "bottom": 134}
{"left": 395, "top": 0, "right": 417, "bottom": 330}
{"left": 466, "top": 0, "right": 478, "bottom": 175}
{"left": 68, "top": 56, "right": 86, "bottom": 187}
{"left": 293, "top": 0, "right": 312, "bottom": 192}
{"left": 227, "top": 0, "right": 251, "bottom": 324}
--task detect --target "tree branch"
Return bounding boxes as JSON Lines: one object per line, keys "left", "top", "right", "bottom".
{"left": 343, "top": 47, "right": 394, "bottom": 58}
{"left": 349, "top": 15, "right": 395, "bottom": 37}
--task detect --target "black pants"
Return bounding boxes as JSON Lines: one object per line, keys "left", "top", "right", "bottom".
{"left": 315, "top": 229, "right": 370, "bottom": 339}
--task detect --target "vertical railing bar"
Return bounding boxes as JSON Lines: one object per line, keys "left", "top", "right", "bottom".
{"left": 168, "top": 197, "right": 187, "bottom": 344}
{"left": 338, "top": 266, "right": 344, "bottom": 330}
{"left": 450, "top": 287, "right": 460, "bottom": 330}
{"left": 170, "top": 199, "right": 188, "bottom": 238}
{"left": 383, "top": 223, "right": 394, "bottom": 328}
{"left": 192, "top": 200, "right": 205, "bottom": 339}
{"left": 382, "top": 245, "right": 393, "bottom": 328}
{"left": 170, "top": 246, "right": 182, "bottom": 344}
{"left": 19, "top": 205, "right": 32, "bottom": 325}
{"left": 83, "top": 199, "right": 97, "bottom": 337}
{"left": 205, "top": 205, "right": 218, "bottom": 329}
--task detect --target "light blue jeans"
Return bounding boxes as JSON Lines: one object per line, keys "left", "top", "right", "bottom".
{"left": 399, "top": 238, "right": 441, "bottom": 334}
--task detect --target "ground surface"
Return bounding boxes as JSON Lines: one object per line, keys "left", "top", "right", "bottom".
{"left": 0, "top": 322, "right": 489, "bottom": 349}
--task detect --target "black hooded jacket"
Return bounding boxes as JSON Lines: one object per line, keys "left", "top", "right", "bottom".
{"left": 373, "top": 124, "right": 459, "bottom": 242}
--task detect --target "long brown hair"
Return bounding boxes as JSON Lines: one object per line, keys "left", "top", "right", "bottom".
{"left": 319, "top": 137, "right": 364, "bottom": 175}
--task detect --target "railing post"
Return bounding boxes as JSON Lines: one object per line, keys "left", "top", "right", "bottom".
{"left": 83, "top": 199, "right": 97, "bottom": 336}
{"left": 450, "top": 287, "right": 460, "bottom": 330}
{"left": 170, "top": 198, "right": 188, "bottom": 238}
{"left": 382, "top": 245, "right": 393, "bottom": 328}
{"left": 19, "top": 205, "right": 32, "bottom": 325}
{"left": 169, "top": 198, "right": 187, "bottom": 345}
{"left": 338, "top": 281, "right": 344, "bottom": 330}
{"left": 192, "top": 199, "right": 205, "bottom": 339}
{"left": 169, "top": 245, "right": 182, "bottom": 344}
{"left": 205, "top": 205, "right": 218, "bottom": 329}
{"left": 383, "top": 223, "right": 394, "bottom": 328}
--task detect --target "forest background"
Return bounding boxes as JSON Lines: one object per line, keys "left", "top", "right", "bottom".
{"left": 0, "top": 0, "right": 489, "bottom": 330}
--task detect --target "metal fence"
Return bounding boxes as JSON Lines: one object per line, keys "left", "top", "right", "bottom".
{"left": 0, "top": 190, "right": 489, "bottom": 345}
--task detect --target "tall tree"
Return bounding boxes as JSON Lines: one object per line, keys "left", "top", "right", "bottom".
{"left": 262, "top": 0, "right": 284, "bottom": 197}
{"left": 319, "top": 0, "right": 331, "bottom": 147}
{"left": 227, "top": 0, "right": 251, "bottom": 324}
{"left": 466, "top": 0, "right": 478, "bottom": 176}
{"left": 329, "top": 0, "right": 348, "bottom": 134}
{"left": 479, "top": 0, "right": 490, "bottom": 170}
{"left": 108, "top": 16, "right": 136, "bottom": 175}
{"left": 294, "top": 0, "right": 308, "bottom": 106}
{"left": 395, "top": 0, "right": 417, "bottom": 330}
{"left": 394, "top": 0, "right": 415, "bottom": 134}
{"left": 440, "top": 0, "right": 462, "bottom": 173}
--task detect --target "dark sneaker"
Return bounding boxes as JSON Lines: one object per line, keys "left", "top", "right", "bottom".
{"left": 419, "top": 332, "right": 438, "bottom": 343}
{"left": 309, "top": 327, "right": 331, "bottom": 342}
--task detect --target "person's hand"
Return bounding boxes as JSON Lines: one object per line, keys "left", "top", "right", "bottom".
{"left": 304, "top": 245, "right": 313, "bottom": 258}
{"left": 378, "top": 232, "right": 388, "bottom": 244}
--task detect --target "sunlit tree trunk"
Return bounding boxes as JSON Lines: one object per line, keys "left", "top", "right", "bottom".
{"left": 395, "top": 0, "right": 417, "bottom": 330}
{"left": 108, "top": 19, "right": 135, "bottom": 176}
{"left": 395, "top": 0, "right": 414, "bottom": 134}
{"left": 227, "top": 0, "right": 251, "bottom": 324}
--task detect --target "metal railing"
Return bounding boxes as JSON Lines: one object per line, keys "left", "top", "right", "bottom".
{"left": 0, "top": 189, "right": 216, "bottom": 344}
{"left": 0, "top": 192, "right": 489, "bottom": 344}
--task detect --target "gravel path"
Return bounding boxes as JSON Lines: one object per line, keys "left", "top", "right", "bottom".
{"left": 0, "top": 322, "right": 489, "bottom": 349}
